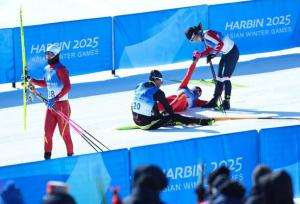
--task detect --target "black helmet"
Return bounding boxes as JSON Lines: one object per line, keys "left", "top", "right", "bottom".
{"left": 149, "top": 70, "right": 163, "bottom": 82}
{"left": 185, "top": 23, "right": 203, "bottom": 41}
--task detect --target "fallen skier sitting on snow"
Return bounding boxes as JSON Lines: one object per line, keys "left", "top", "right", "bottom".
{"left": 131, "top": 70, "right": 213, "bottom": 130}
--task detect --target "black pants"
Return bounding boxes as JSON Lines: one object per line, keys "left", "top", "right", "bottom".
{"left": 215, "top": 44, "right": 239, "bottom": 98}
{"left": 133, "top": 112, "right": 199, "bottom": 130}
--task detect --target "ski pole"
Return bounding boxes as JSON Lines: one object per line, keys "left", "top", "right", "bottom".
{"left": 213, "top": 116, "right": 300, "bottom": 121}
{"left": 28, "top": 85, "right": 109, "bottom": 152}
{"left": 20, "top": 7, "right": 28, "bottom": 130}
{"left": 55, "top": 110, "right": 104, "bottom": 152}
{"left": 61, "top": 113, "right": 110, "bottom": 151}
{"left": 208, "top": 60, "right": 227, "bottom": 116}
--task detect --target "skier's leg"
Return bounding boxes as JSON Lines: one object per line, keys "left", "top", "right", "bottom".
{"left": 172, "top": 113, "right": 213, "bottom": 126}
{"left": 203, "top": 58, "right": 224, "bottom": 108}
{"left": 170, "top": 93, "right": 188, "bottom": 112}
{"left": 139, "top": 116, "right": 173, "bottom": 130}
{"left": 44, "top": 108, "right": 57, "bottom": 159}
{"left": 221, "top": 45, "right": 239, "bottom": 110}
{"left": 56, "top": 101, "right": 74, "bottom": 156}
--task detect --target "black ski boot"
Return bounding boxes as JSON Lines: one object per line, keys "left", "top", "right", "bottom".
{"left": 197, "top": 118, "right": 215, "bottom": 126}
{"left": 221, "top": 95, "right": 231, "bottom": 110}
{"left": 202, "top": 97, "right": 218, "bottom": 108}
{"left": 44, "top": 152, "right": 51, "bottom": 160}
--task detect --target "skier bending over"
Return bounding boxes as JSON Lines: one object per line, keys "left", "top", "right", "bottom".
{"left": 157, "top": 61, "right": 207, "bottom": 113}
{"left": 131, "top": 70, "right": 214, "bottom": 130}
{"left": 185, "top": 23, "right": 239, "bottom": 110}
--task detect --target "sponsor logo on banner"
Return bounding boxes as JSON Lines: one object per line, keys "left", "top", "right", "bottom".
{"left": 225, "top": 14, "right": 293, "bottom": 39}
{"left": 163, "top": 157, "right": 243, "bottom": 192}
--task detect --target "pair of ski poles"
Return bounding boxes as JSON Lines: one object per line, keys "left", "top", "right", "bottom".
{"left": 28, "top": 85, "right": 110, "bottom": 152}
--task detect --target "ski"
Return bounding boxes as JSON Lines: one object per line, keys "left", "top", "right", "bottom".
{"left": 116, "top": 121, "right": 215, "bottom": 131}
{"left": 117, "top": 116, "right": 300, "bottom": 130}
{"left": 170, "top": 79, "right": 245, "bottom": 88}
{"left": 213, "top": 116, "right": 300, "bottom": 121}
{"left": 20, "top": 7, "right": 28, "bottom": 130}
{"left": 27, "top": 84, "right": 110, "bottom": 151}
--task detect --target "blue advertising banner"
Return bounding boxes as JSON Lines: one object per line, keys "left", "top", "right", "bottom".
{"left": 13, "top": 17, "right": 112, "bottom": 81}
{"left": 208, "top": 0, "right": 300, "bottom": 54}
{"left": 259, "top": 125, "right": 300, "bottom": 196}
{"left": 102, "top": 149, "right": 131, "bottom": 202}
{"left": 130, "top": 130, "right": 259, "bottom": 204}
{"left": 114, "top": 5, "right": 208, "bottom": 69}
{"left": 0, "top": 28, "right": 14, "bottom": 84}
{"left": 0, "top": 149, "right": 130, "bottom": 204}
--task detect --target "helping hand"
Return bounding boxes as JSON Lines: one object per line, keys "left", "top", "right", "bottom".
{"left": 206, "top": 54, "right": 216, "bottom": 63}
{"left": 193, "top": 51, "right": 201, "bottom": 61}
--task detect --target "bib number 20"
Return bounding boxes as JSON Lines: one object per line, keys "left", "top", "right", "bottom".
{"left": 133, "top": 102, "right": 141, "bottom": 110}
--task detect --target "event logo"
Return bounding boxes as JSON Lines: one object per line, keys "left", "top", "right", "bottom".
{"left": 30, "top": 37, "right": 100, "bottom": 61}
{"left": 224, "top": 14, "right": 293, "bottom": 39}
{"left": 163, "top": 157, "right": 243, "bottom": 193}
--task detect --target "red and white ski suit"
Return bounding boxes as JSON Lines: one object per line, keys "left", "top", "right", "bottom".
{"left": 158, "top": 63, "right": 207, "bottom": 112}
{"left": 31, "top": 63, "right": 73, "bottom": 155}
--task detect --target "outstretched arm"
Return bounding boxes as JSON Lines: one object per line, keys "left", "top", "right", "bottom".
{"left": 178, "top": 62, "right": 196, "bottom": 89}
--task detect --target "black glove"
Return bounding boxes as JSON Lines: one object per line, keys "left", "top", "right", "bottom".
{"left": 21, "top": 75, "right": 31, "bottom": 81}
{"left": 193, "top": 51, "right": 201, "bottom": 61}
{"left": 206, "top": 54, "right": 216, "bottom": 63}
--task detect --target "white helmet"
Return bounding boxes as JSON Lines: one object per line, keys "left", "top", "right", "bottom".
{"left": 46, "top": 44, "right": 60, "bottom": 55}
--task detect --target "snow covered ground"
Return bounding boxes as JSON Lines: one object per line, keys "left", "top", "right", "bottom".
{"left": 1, "top": 47, "right": 300, "bottom": 167}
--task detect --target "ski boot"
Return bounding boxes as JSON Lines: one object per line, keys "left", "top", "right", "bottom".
{"left": 202, "top": 97, "right": 219, "bottom": 108}
{"left": 44, "top": 152, "right": 51, "bottom": 160}
{"left": 221, "top": 95, "right": 231, "bottom": 110}
{"left": 162, "top": 119, "right": 176, "bottom": 127}
{"left": 197, "top": 118, "right": 215, "bottom": 126}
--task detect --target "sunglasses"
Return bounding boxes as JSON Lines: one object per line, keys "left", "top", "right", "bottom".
{"left": 45, "top": 51, "right": 55, "bottom": 56}
{"left": 189, "top": 34, "right": 196, "bottom": 42}
{"left": 153, "top": 77, "right": 163, "bottom": 82}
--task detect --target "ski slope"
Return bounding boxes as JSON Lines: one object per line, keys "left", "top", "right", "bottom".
{"left": 1, "top": 48, "right": 300, "bottom": 166}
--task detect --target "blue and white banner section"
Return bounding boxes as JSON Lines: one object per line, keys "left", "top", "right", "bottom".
{"left": 208, "top": 0, "right": 300, "bottom": 54}
{"left": 114, "top": 5, "right": 208, "bottom": 69}
{"left": 130, "top": 130, "right": 259, "bottom": 204}
{"left": 0, "top": 150, "right": 130, "bottom": 204}
{"left": 259, "top": 125, "right": 300, "bottom": 196}
{"left": 13, "top": 17, "right": 112, "bottom": 81}
{"left": 0, "top": 28, "right": 14, "bottom": 84}
{"left": 102, "top": 149, "right": 131, "bottom": 202}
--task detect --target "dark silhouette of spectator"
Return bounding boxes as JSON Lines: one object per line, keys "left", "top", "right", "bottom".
{"left": 246, "top": 169, "right": 294, "bottom": 204}
{"left": 212, "top": 179, "right": 245, "bottom": 204}
{"left": 252, "top": 165, "right": 272, "bottom": 185}
{"left": 246, "top": 165, "right": 272, "bottom": 204}
{"left": 208, "top": 166, "right": 231, "bottom": 196}
{"left": 262, "top": 170, "right": 294, "bottom": 204}
{"left": 42, "top": 181, "right": 76, "bottom": 204}
{"left": 123, "top": 165, "right": 168, "bottom": 204}
{"left": 0, "top": 181, "right": 24, "bottom": 204}
{"left": 195, "top": 166, "right": 231, "bottom": 203}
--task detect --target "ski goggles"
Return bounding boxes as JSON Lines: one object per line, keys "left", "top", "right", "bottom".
{"left": 153, "top": 77, "right": 163, "bottom": 82}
